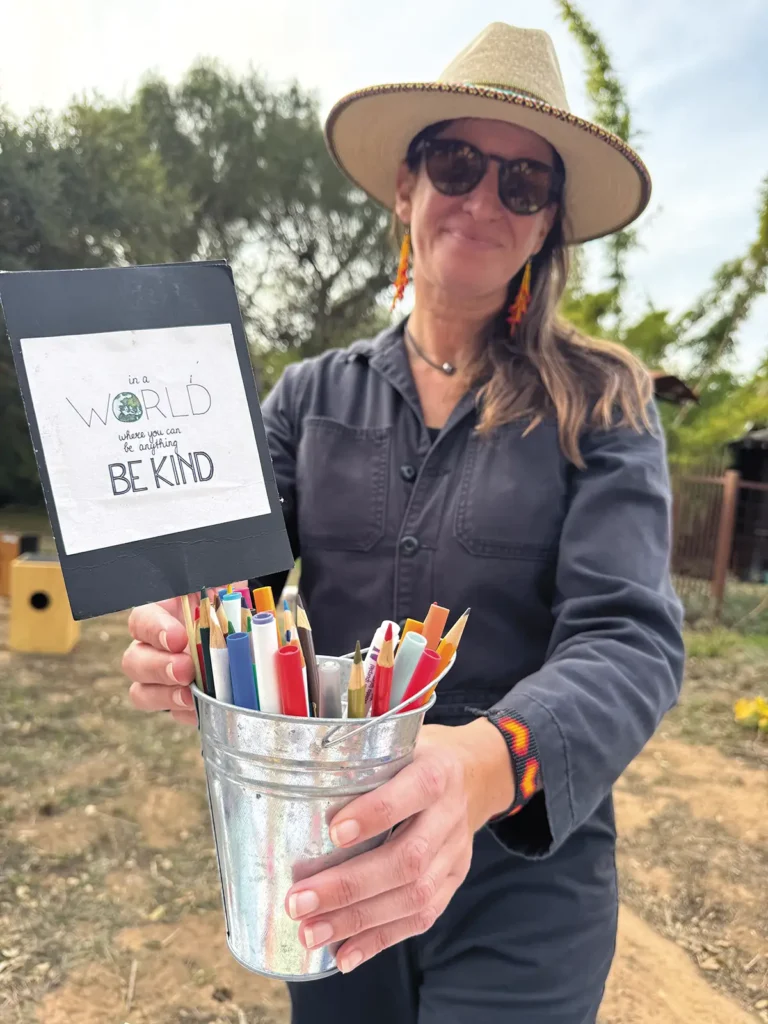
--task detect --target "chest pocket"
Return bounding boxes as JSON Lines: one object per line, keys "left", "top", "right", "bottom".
{"left": 297, "top": 416, "right": 391, "bottom": 552}
{"left": 454, "top": 426, "right": 566, "bottom": 560}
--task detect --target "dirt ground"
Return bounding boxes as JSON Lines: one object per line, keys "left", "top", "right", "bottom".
{"left": 1, "top": 598, "right": 766, "bottom": 1024}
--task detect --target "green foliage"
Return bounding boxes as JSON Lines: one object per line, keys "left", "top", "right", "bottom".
{"left": 0, "top": 70, "right": 393, "bottom": 505}
{"left": 558, "top": 1, "right": 768, "bottom": 465}
{"left": 556, "top": 0, "right": 636, "bottom": 322}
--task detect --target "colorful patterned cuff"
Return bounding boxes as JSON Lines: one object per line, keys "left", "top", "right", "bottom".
{"left": 473, "top": 708, "right": 542, "bottom": 818}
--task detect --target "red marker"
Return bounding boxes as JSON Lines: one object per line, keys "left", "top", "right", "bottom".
{"left": 371, "top": 623, "right": 395, "bottom": 717}
{"left": 276, "top": 645, "right": 309, "bottom": 717}
{"left": 397, "top": 648, "right": 441, "bottom": 713}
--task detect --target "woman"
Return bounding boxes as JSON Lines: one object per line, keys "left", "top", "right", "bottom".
{"left": 122, "top": 22, "right": 684, "bottom": 1024}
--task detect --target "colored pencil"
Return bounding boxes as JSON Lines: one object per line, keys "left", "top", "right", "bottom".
{"left": 398, "top": 648, "right": 441, "bottom": 712}
{"left": 195, "top": 619, "right": 207, "bottom": 693}
{"left": 277, "top": 645, "right": 309, "bottom": 717}
{"left": 198, "top": 600, "right": 215, "bottom": 697}
{"left": 180, "top": 594, "right": 203, "bottom": 690}
{"left": 421, "top": 604, "right": 450, "bottom": 651}
{"left": 442, "top": 608, "right": 470, "bottom": 648}
{"left": 296, "top": 595, "right": 321, "bottom": 716}
{"left": 241, "top": 607, "right": 251, "bottom": 632}
{"left": 214, "top": 595, "right": 229, "bottom": 636}
{"left": 371, "top": 623, "right": 395, "bottom": 717}
{"left": 347, "top": 642, "right": 366, "bottom": 719}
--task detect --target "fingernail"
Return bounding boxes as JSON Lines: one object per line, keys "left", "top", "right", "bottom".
{"left": 166, "top": 662, "right": 178, "bottom": 683}
{"left": 339, "top": 950, "right": 363, "bottom": 973}
{"left": 173, "top": 687, "right": 192, "bottom": 708}
{"left": 159, "top": 630, "right": 170, "bottom": 651}
{"left": 288, "top": 890, "right": 319, "bottom": 920}
{"left": 304, "top": 922, "right": 333, "bottom": 948}
{"left": 330, "top": 820, "right": 360, "bottom": 847}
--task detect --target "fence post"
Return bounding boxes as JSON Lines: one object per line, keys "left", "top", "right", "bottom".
{"left": 711, "top": 469, "right": 740, "bottom": 618}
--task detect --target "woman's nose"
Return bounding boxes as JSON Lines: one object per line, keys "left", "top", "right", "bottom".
{"left": 462, "top": 161, "right": 504, "bottom": 218}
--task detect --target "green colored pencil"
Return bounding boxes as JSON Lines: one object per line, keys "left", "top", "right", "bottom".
{"left": 347, "top": 641, "right": 366, "bottom": 719}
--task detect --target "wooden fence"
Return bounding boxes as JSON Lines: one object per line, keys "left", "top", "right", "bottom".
{"left": 671, "top": 458, "right": 768, "bottom": 619}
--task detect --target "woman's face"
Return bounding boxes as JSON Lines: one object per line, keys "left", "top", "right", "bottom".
{"left": 395, "top": 118, "right": 559, "bottom": 303}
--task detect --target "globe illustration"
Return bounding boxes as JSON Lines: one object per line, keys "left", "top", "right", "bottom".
{"left": 113, "top": 392, "right": 143, "bottom": 423}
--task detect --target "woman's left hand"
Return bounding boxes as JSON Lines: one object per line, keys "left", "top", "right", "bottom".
{"left": 285, "top": 718, "right": 515, "bottom": 973}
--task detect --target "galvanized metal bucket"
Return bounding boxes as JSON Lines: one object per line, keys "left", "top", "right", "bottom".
{"left": 192, "top": 652, "right": 447, "bottom": 981}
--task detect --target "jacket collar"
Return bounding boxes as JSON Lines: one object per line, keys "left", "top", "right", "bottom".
{"left": 346, "top": 320, "right": 478, "bottom": 438}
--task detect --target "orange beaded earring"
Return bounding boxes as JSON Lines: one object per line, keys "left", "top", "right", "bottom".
{"left": 507, "top": 259, "right": 532, "bottom": 335}
{"left": 390, "top": 228, "right": 411, "bottom": 311}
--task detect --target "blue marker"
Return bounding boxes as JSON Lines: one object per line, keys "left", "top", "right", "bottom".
{"left": 227, "top": 632, "right": 259, "bottom": 710}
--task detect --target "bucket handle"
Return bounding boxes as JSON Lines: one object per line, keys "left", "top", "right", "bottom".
{"left": 321, "top": 678, "right": 436, "bottom": 748}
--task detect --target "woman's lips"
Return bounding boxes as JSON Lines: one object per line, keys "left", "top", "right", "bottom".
{"left": 445, "top": 227, "right": 501, "bottom": 250}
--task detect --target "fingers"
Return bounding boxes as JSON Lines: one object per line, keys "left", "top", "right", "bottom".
{"left": 286, "top": 802, "right": 457, "bottom": 921}
{"left": 334, "top": 872, "right": 463, "bottom": 974}
{"left": 298, "top": 830, "right": 469, "bottom": 951}
{"left": 122, "top": 639, "right": 196, "bottom": 688}
{"left": 327, "top": 750, "right": 453, "bottom": 848}
{"left": 129, "top": 680, "right": 196, "bottom": 713}
{"left": 128, "top": 601, "right": 189, "bottom": 653}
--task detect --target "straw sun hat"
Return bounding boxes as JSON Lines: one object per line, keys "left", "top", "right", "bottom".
{"left": 324, "top": 22, "right": 651, "bottom": 245}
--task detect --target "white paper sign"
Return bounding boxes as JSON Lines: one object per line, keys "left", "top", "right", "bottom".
{"left": 21, "top": 323, "right": 270, "bottom": 555}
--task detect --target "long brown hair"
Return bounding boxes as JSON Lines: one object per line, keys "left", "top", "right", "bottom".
{"left": 401, "top": 124, "right": 653, "bottom": 468}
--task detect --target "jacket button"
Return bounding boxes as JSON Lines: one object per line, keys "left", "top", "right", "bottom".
{"left": 400, "top": 536, "right": 420, "bottom": 556}
{"left": 400, "top": 464, "right": 417, "bottom": 482}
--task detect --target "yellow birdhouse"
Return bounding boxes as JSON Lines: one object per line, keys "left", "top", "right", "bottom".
{"left": 8, "top": 553, "right": 80, "bottom": 654}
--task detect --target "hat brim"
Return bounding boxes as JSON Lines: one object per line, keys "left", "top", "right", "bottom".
{"left": 324, "top": 82, "right": 652, "bottom": 245}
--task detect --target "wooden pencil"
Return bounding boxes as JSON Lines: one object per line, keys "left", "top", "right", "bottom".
{"left": 241, "top": 607, "right": 252, "bottom": 633}
{"left": 214, "top": 595, "right": 229, "bottom": 636}
{"left": 198, "top": 598, "right": 215, "bottom": 698}
{"left": 442, "top": 608, "right": 470, "bottom": 648}
{"left": 347, "top": 641, "right": 366, "bottom": 719}
{"left": 371, "top": 623, "right": 395, "bottom": 716}
{"left": 296, "top": 595, "right": 321, "bottom": 716}
{"left": 180, "top": 594, "right": 203, "bottom": 690}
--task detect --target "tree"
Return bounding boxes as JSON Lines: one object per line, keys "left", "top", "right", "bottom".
{"left": 0, "top": 70, "right": 394, "bottom": 504}
{"left": 135, "top": 67, "right": 393, "bottom": 386}
{"left": 556, "top": 0, "right": 637, "bottom": 325}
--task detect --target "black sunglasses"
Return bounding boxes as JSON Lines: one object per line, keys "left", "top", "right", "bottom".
{"left": 414, "top": 138, "right": 563, "bottom": 216}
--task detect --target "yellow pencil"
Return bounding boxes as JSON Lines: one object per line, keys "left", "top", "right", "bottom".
{"left": 443, "top": 608, "right": 470, "bottom": 648}
{"left": 181, "top": 595, "right": 202, "bottom": 689}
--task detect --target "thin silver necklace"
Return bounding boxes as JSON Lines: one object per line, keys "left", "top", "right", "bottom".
{"left": 404, "top": 325, "right": 457, "bottom": 376}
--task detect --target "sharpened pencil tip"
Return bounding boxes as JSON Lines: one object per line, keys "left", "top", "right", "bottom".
{"left": 354, "top": 640, "right": 362, "bottom": 663}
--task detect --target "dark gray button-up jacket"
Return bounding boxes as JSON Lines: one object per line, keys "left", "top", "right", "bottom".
{"left": 261, "top": 324, "right": 685, "bottom": 858}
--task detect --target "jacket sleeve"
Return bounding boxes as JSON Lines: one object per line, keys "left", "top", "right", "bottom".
{"left": 485, "top": 406, "right": 685, "bottom": 858}
{"left": 248, "top": 364, "right": 303, "bottom": 599}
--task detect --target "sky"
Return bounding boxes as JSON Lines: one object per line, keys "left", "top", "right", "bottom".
{"left": 1, "top": 0, "right": 767, "bottom": 372}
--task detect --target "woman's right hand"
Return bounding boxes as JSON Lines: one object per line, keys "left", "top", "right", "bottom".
{"left": 122, "top": 598, "right": 198, "bottom": 725}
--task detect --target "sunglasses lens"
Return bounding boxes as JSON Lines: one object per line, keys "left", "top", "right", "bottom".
{"left": 499, "top": 160, "right": 554, "bottom": 214}
{"left": 424, "top": 142, "right": 485, "bottom": 196}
